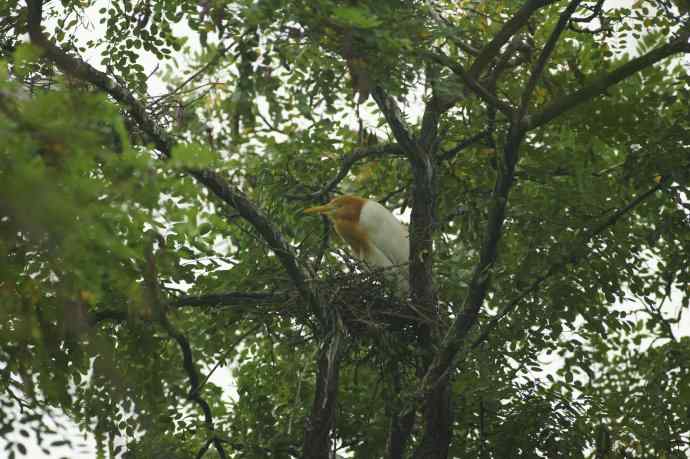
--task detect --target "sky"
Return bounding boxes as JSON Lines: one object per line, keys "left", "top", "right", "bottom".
{"left": 3, "top": 0, "right": 689, "bottom": 457}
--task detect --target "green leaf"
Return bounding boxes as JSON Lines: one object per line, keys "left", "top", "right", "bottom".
{"left": 332, "top": 6, "right": 382, "bottom": 29}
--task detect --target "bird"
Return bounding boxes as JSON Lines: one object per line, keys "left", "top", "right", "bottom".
{"left": 304, "top": 195, "right": 409, "bottom": 293}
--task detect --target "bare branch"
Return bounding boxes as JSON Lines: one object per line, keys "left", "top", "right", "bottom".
{"left": 526, "top": 31, "right": 690, "bottom": 130}
{"left": 172, "top": 291, "right": 290, "bottom": 308}
{"left": 154, "top": 45, "right": 227, "bottom": 104}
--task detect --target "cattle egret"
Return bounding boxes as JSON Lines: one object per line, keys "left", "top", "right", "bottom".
{"left": 304, "top": 195, "right": 409, "bottom": 292}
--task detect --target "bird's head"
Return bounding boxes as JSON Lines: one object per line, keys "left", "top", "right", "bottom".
{"left": 303, "top": 195, "right": 366, "bottom": 223}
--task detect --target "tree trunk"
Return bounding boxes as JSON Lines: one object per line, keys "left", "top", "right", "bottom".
{"left": 303, "top": 330, "right": 343, "bottom": 459}
{"left": 412, "top": 374, "right": 452, "bottom": 459}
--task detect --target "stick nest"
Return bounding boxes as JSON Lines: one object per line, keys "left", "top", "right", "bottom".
{"left": 315, "top": 255, "right": 441, "bottom": 340}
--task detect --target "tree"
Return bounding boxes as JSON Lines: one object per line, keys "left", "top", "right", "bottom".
{"left": 1, "top": 0, "right": 689, "bottom": 457}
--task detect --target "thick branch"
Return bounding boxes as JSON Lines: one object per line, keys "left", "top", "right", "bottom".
{"left": 469, "top": 178, "right": 668, "bottom": 350}
{"left": 371, "top": 86, "right": 417, "bottom": 154}
{"left": 372, "top": 83, "right": 443, "bottom": 458}
{"left": 370, "top": 85, "right": 437, "bottom": 311}
{"left": 186, "top": 170, "right": 318, "bottom": 315}
{"left": 25, "top": 0, "right": 318, "bottom": 319}
{"left": 386, "top": 407, "right": 415, "bottom": 459}
{"left": 384, "top": 360, "right": 418, "bottom": 459}
{"left": 417, "top": 126, "right": 525, "bottom": 403}
{"left": 303, "top": 326, "right": 343, "bottom": 459}
{"left": 434, "top": 0, "right": 558, "bottom": 113}
{"left": 526, "top": 32, "right": 690, "bottom": 129}
{"left": 26, "top": 0, "right": 172, "bottom": 154}
{"left": 370, "top": 86, "right": 424, "bottom": 157}
{"left": 518, "top": 0, "right": 582, "bottom": 117}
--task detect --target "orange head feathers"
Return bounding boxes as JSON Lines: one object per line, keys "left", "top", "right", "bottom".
{"left": 304, "top": 195, "right": 370, "bottom": 257}
{"left": 303, "top": 195, "right": 366, "bottom": 222}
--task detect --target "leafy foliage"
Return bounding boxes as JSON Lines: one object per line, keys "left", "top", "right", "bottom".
{"left": 1, "top": 0, "right": 689, "bottom": 458}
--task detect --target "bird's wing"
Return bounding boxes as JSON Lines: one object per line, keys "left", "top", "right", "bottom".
{"left": 363, "top": 244, "right": 394, "bottom": 268}
{"left": 364, "top": 240, "right": 409, "bottom": 294}
{"left": 359, "top": 200, "right": 410, "bottom": 266}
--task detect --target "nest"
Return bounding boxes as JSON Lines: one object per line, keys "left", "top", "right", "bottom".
{"left": 315, "top": 255, "right": 442, "bottom": 341}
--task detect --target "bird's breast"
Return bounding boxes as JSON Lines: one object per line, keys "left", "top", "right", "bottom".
{"left": 333, "top": 220, "right": 371, "bottom": 258}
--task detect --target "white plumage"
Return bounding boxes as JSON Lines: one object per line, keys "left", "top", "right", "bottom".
{"left": 358, "top": 199, "right": 409, "bottom": 267}
{"left": 304, "top": 195, "right": 409, "bottom": 294}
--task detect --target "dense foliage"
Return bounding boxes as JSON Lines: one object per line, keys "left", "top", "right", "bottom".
{"left": 1, "top": 0, "right": 689, "bottom": 458}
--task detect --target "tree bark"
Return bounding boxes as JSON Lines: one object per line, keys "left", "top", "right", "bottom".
{"left": 303, "top": 329, "right": 343, "bottom": 459}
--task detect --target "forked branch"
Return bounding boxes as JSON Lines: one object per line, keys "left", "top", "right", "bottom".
{"left": 526, "top": 30, "right": 690, "bottom": 129}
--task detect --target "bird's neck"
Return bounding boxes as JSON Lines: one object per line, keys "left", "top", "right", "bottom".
{"left": 333, "top": 220, "right": 370, "bottom": 258}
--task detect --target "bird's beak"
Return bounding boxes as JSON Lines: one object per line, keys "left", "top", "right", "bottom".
{"left": 303, "top": 203, "right": 334, "bottom": 215}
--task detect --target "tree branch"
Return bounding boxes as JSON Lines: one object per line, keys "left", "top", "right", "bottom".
{"left": 425, "top": 51, "right": 515, "bottom": 118}
{"left": 26, "top": 0, "right": 172, "bottom": 154}
{"left": 416, "top": 124, "right": 525, "bottom": 406}
{"left": 303, "top": 323, "right": 344, "bottom": 459}
{"left": 371, "top": 86, "right": 417, "bottom": 154}
{"left": 518, "top": 0, "right": 582, "bottom": 117}
{"left": 188, "top": 169, "right": 319, "bottom": 315}
{"left": 439, "top": 129, "right": 491, "bottom": 161}
{"left": 526, "top": 31, "right": 690, "bottom": 129}
{"left": 172, "top": 291, "right": 290, "bottom": 308}
{"left": 469, "top": 0, "right": 560, "bottom": 78}
{"left": 372, "top": 82, "right": 443, "bottom": 459}
{"left": 142, "top": 234, "right": 228, "bottom": 459}
{"left": 25, "top": 0, "right": 319, "bottom": 319}
{"left": 298, "top": 143, "right": 405, "bottom": 200}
